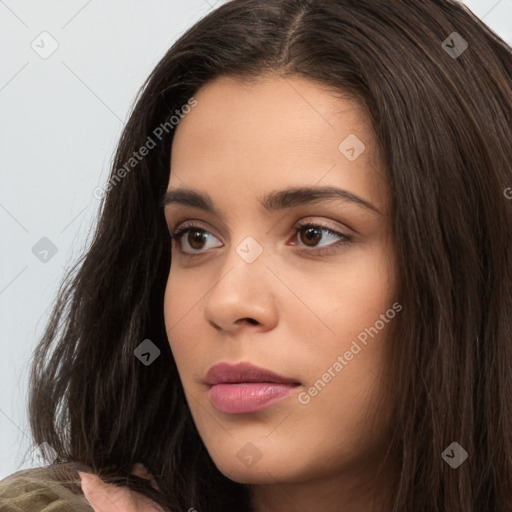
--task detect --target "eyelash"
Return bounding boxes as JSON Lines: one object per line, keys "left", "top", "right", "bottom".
{"left": 168, "top": 221, "right": 352, "bottom": 258}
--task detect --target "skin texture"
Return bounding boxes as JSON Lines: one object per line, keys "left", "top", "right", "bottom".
{"left": 163, "top": 74, "right": 399, "bottom": 512}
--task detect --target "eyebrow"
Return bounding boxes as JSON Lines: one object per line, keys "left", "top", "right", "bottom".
{"left": 159, "top": 185, "right": 381, "bottom": 215}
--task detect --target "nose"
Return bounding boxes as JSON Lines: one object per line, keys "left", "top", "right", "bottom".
{"left": 203, "top": 241, "right": 278, "bottom": 334}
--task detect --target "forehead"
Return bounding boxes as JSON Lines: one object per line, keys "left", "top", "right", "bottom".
{"left": 168, "top": 74, "right": 388, "bottom": 214}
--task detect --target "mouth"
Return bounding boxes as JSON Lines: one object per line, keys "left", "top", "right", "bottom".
{"left": 204, "top": 361, "right": 301, "bottom": 414}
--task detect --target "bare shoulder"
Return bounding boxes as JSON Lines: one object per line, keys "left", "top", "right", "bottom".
{"left": 0, "top": 463, "right": 93, "bottom": 511}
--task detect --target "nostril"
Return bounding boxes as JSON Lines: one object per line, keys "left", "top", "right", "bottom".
{"left": 209, "top": 320, "right": 221, "bottom": 330}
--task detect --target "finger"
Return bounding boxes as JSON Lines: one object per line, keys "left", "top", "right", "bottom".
{"left": 79, "top": 471, "right": 139, "bottom": 512}
{"left": 79, "top": 471, "right": 165, "bottom": 512}
{"left": 130, "top": 463, "right": 161, "bottom": 491}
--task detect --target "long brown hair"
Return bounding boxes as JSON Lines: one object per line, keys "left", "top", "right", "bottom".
{"left": 27, "top": 1, "right": 512, "bottom": 510}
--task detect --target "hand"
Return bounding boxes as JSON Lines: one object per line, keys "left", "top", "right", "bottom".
{"left": 79, "top": 463, "right": 165, "bottom": 512}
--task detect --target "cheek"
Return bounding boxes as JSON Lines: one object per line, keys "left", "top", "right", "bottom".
{"left": 163, "top": 269, "right": 207, "bottom": 376}
{"left": 163, "top": 272, "right": 189, "bottom": 364}
{"left": 164, "top": 237, "right": 396, "bottom": 373}
{"left": 293, "top": 243, "right": 397, "bottom": 412}
{"left": 298, "top": 241, "right": 396, "bottom": 347}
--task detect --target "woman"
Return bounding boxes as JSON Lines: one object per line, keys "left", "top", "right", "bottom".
{"left": 1, "top": 0, "right": 511, "bottom": 511}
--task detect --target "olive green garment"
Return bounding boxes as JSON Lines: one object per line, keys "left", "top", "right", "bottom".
{"left": 0, "top": 463, "right": 93, "bottom": 512}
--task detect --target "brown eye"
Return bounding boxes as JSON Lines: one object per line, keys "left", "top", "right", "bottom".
{"left": 291, "top": 223, "right": 351, "bottom": 255}
{"left": 170, "top": 225, "right": 222, "bottom": 255}
{"left": 298, "top": 226, "right": 323, "bottom": 247}
{"left": 186, "top": 230, "right": 208, "bottom": 250}
{"left": 169, "top": 221, "right": 352, "bottom": 258}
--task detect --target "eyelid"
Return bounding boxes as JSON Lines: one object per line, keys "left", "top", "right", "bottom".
{"left": 168, "top": 216, "right": 352, "bottom": 239}
{"left": 168, "top": 218, "right": 222, "bottom": 240}
{"left": 168, "top": 217, "right": 353, "bottom": 257}
{"left": 166, "top": 214, "right": 352, "bottom": 236}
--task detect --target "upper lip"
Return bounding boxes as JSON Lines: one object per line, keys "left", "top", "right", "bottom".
{"left": 204, "top": 362, "right": 300, "bottom": 386}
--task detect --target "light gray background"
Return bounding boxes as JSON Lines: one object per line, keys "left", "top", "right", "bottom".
{"left": 1, "top": 0, "right": 511, "bottom": 479}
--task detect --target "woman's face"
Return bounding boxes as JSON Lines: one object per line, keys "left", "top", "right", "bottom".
{"left": 163, "top": 74, "right": 397, "bottom": 488}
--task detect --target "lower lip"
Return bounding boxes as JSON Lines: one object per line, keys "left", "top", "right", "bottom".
{"left": 208, "top": 383, "right": 299, "bottom": 414}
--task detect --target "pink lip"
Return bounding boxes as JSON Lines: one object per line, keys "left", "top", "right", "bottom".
{"left": 204, "top": 362, "right": 301, "bottom": 414}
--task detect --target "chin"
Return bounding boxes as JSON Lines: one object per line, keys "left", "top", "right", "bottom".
{"left": 210, "top": 450, "right": 303, "bottom": 485}
{"left": 218, "top": 464, "right": 284, "bottom": 485}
